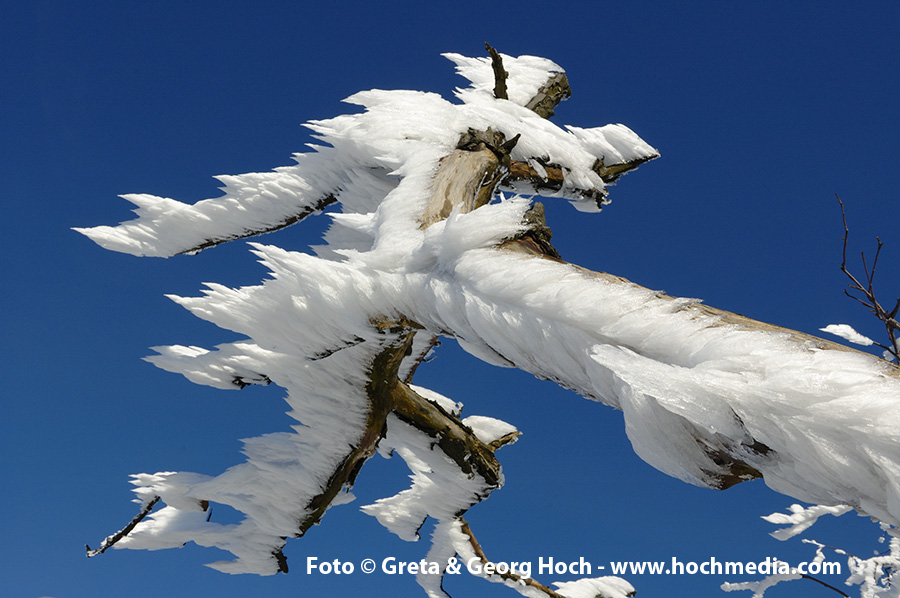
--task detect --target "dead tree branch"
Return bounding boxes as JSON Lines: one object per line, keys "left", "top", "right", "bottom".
{"left": 458, "top": 519, "right": 634, "bottom": 598}
{"left": 525, "top": 72, "right": 571, "bottom": 119}
{"left": 86, "top": 495, "right": 161, "bottom": 557}
{"left": 392, "top": 382, "right": 518, "bottom": 490}
{"left": 297, "top": 320, "right": 420, "bottom": 539}
{"left": 459, "top": 518, "right": 571, "bottom": 598}
{"left": 837, "top": 194, "right": 900, "bottom": 363}
{"left": 798, "top": 574, "right": 851, "bottom": 597}
{"left": 485, "top": 43, "right": 508, "bottom": 100}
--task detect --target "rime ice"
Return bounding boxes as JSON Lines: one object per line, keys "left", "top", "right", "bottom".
{"left": 78, "top": 48, "right": 900, "bottom": 598}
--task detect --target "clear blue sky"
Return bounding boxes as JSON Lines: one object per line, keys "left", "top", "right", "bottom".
{"left": 3, "top": 2, "right": 899, "bottom": 597}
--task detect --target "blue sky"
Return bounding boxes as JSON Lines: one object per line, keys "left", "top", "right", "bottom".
{"left": 3, "top": 2, "right": 899, "bottom": 597}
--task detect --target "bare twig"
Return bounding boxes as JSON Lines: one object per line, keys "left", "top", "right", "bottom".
{"left": 86, "top": 495, "right": 161, "bottom": 557}
{"left": 836, "top": 195, "right": 900, "bottom": 362}
{"left": 459, "top": 518, "right": 571, "bottom": 598}
{"left": 458, "top": 518, "right": 635, "bottom": 598}
{"left": 799, "top": 573, "right": 852, "bottom": 597}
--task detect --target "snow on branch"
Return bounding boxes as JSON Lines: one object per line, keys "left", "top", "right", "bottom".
{"left": 86, "top": 495, "right": 161, "bottom": 557}
{"left": 725, "top": 504, "right": 900, "bottom": 597}
{"left": 78, "top": 46, "right": 659, "bottom": 261}
{"left": 80, "top": 45, "right": 900, "bottom": 598}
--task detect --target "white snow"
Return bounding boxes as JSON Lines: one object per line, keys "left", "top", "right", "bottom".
{"left": 442, "top": 51, "right": 566, "bottom": 108}
{"left": 360, "top": 412, "right": 504, "bottom": 542}
{"left": 553, "top": 577, "right": 637, "bottom": 598}
{"left": 78, "top": 49, "right": 900, "bottom": 588}
{"left": 821, "top": 323, "right": 876, "bottom": 346}
{"left": 461, "top": 415, "right": 519, "bottom": 446}
{"left": 762, "top": 503, "right": 853, "bottom": 540}
{"left": 76, "top": 53, "right": 657, "bottom": 261}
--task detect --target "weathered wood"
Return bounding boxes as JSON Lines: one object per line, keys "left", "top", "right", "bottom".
{"left": 392, "top": 381, "right": 514, "bottom": 492}
{"left": 484, "top": 43, "right": 509, "bottom": 100}
{"left": 420, "top": 148, "right": 503, "bottom": 228}
{"left": 524, "top": 72, "right": 571, "bottom": 119}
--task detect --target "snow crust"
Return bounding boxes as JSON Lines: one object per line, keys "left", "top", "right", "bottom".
{"left": 78, "top": 50, "right": 900, "bottom": 583}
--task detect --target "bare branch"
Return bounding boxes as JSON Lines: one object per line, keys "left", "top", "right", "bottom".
{"left": 459, "top": 518, "right": 571, "bottom": 598}
{"left": 86, "top": 495, "right": 161, "bottom": 557}
{"left": 835, "top": 195, "right": 900, "bottom": 363}
{"left": 525, "top": 72, "right": 571, "bottom": 119}
{"left": 799, "top": 573, "right": 851, "bottom": 597}
{"left": 392, "top": 382, "right": 507, "bottom": 490}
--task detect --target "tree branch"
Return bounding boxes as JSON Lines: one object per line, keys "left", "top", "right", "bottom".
{"left": 836, "top": 194, "right": 900, "bottom": 362}
{"left": 458, "top": 519, "right": 633, "bottom": 598}
{"left": 86, "top": 495, "right": 161, "bottom": 557}
{"left": 297, "top": 319, "right": 421, "bottom": 538}
{"left": 459, "top": 518, "right": 570, "bottom": 598}
{"left": 485, "top": 43, "right": 508, "bottom": 100}
{"left": 503, "top": 153, "right": 658, "bottom": 206}
{"left": 799, "top": 574, "right": 851, "bottom": 597}
{"left": 525, "top": 72, "right": 571, "bottom": 119}
{"left": 176, "top": 193, "right": 337, "bottom": 256}
{"left": 392, "top": 382, "right": 516, "bottom": 491}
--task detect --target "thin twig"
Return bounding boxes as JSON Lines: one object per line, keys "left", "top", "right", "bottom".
{"left": 799, "top": 573, "right": 852, "bottom": 597}
{"left": 457, "top": 518, "right": 635, "bottom": 597}
{"left": 459, "top": 518, "right": 570, "bottom": 598}
{"left": 835, "top": 194, "right": 900, "bottom": 362}
{"left": 86, "top": 495, "right": 161, "bottom": 557}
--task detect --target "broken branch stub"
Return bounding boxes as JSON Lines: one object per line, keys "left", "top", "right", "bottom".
{"left": 485, "top": 42, "right": 509, "bottom": 100}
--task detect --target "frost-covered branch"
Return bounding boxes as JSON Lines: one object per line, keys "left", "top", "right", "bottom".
{"left": 837, "top": 195, "right": 900, "bottom": 363}
{"left": 86, "top": 495, "right": 161, "bottom": 557}
{"left": 297, "top": 320, "right": 420, "bottom": 538}
{"left": 454, "top": 519, "right": 635, "bottom": 598}
{"left": 78, "top": 46, "right": 900, "bottom": 595}
{"left": 726, "top": 504, "right": 900, "bottom": 598}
